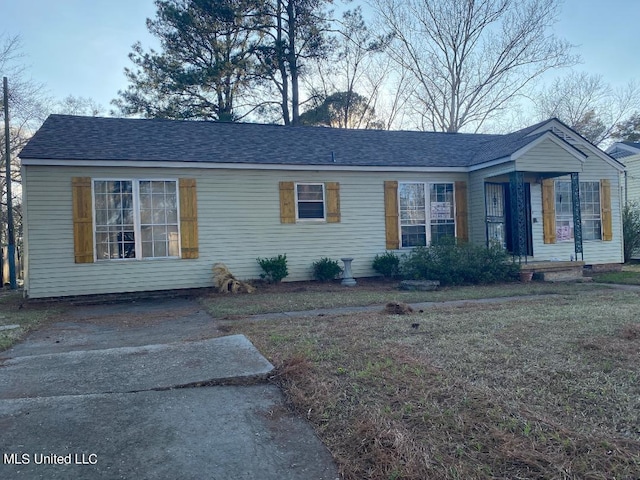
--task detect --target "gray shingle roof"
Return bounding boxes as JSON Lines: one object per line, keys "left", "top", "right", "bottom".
{"left": 20, "top": 114, "right": 557, "bottom": 168}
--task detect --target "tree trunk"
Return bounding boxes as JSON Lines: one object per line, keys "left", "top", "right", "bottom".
{"left": 286, "top": 0, "right": 299, "bottom": 126}
{"left": 277, "top": 0, "right": 290, "bottom": 125}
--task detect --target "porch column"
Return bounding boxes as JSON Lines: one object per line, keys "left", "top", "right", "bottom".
{"left": 571, "top": 172, "right": 584, "bottom": 260}
{"left": 509, "top": 171, "right": 527, "bottom": 261}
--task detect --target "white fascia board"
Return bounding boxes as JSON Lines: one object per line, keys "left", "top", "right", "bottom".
{"left": 467, "top": 157, "right": 512, "bottom": 172}
{"left": 528, "top": 119, "right": 626, "bottom": 172}
{"left": 20, "top": 158, "right": 469, "bottom": 173}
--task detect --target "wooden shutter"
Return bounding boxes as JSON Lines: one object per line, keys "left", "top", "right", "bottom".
{"left": 384, "top": 181, "right": 399, "bottom": 249}
{"left": 279, "top": 181, "right": 295, "bottom": 223}
{"left": 72, "top": 177, "right": 94, "bottom": 263}
{"left": 600, "top": 178, "right": 613, "bottom": 241}
{"left": 454, "top": 181, "right": 468, "bottom": 242}
{"left": 325, "top": 182, "right": 340, "bottom": 223}
{"left": 541, "top": 179, "right": 556, "bottom": 244}
{"left": 179, "top": 178, "right": 199, "bottom": 259}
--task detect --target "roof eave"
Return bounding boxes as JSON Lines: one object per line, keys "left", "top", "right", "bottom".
{"left": 19, "top": 157, "right": 470, "bottom": 173}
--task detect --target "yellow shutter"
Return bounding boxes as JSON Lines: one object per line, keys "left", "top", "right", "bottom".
{"left": 542, "top": 179, "right": 556, "bottom": 244}
{"left": 600, "top": 179, "right": 613, "bottom": 241}
{"left": 179, "top": 178, "right": 199, "bottom": 259}
{"left": 454, "top": 181, "right": 468, "bottom": 242}
{"left": 384, "top": 181, "right": 399, "bottom": 249}
{"left": 72, "top": 177, "right": 94, "bottom": 263}
{"left": 325, "top": 182, "right": 340, "bottom": 223}
{"left": 279, "top": 181, "right": 295, "bottom": 223}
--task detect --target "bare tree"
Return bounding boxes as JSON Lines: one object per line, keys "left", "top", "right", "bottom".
{"left": 54, "top": 95, "right": 104, "bottom": 117}
{"left": 534, "top": 71, "right": 640, "bottom": 146}
{"left": 1, "top": 35, "right": 49, "bottom": 279}
{"left": 302, "top": 7, "right": 391, "bottom": 128}
{"left": 372, "top": 0, "right": 577, "bottom": 132}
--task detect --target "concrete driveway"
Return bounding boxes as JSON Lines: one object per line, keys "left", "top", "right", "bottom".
{"left": 0, "top": 297, "right": 338, "bottom": 480}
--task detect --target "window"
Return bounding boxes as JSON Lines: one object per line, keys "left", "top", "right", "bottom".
{"left": 554, "top": 180, "right": 601, "bottom": 242}
{"left": 399, "top": 182, "right": 455, "bottom": 247}
{"left": 429, "top": 183, "right": 455, "bottom": 243}
{"left": 94, "top": 180, "right": 180, "bottom": 260}
{"left": 296, "top": 183, "right": 325, "bottom": 220}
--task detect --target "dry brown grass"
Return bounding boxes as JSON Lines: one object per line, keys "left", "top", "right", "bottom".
{"left": 225, "top": 289, "right": 640, "bottom": 479}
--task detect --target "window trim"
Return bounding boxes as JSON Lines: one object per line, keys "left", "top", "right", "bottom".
{"left": 92, "top": 178, "right": 182, "bottom": 261}
{"left": 295, "top": 182, "right": 326, "bottom": 222}
{"left": 398, "top": 181, "right": 456, "bottom": 248}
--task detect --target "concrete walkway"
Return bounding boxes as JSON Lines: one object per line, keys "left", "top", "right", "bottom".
{"left": 0, "top": 298, "right": 339, "bottom": 480}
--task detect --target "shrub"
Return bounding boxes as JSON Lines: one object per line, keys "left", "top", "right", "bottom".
{"left": 623, "top": 202, "right": 640, "bottom": 262}
{"left": 257, "top": 254, "right": 288, "bottom": 283}
{"left": 372, "top": 251, "right": 400, "bottom": 279}
{"left": 312, "top": 257, "right": 342, "bottom": 282}
{"left": 400, "top": 239, "right": 519, "bottom": 286}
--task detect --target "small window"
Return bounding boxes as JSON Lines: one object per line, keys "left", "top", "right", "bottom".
{"left": 296, "top": 183, "right": 325, "bottom": 220}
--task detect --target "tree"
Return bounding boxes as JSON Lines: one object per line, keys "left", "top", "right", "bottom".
{"left": 112, "top": 0, "right": 264, "bottom": 121}
{"left": 534, "top": 72, "right": 640, "bottom": 145}
{"left": 612, "top": 113, "right": 640, "bottom": 143}
{"left": 300, "top": 91, "right": 384, "bottom": 128}
{"left": 255, "top": 0, "right": 336, "bottom": 125}
{"left": 372, "top": 0, "right": 576, "bottom": 133}
{"left": 55, "top": 95, "right": 104, "bottom": 117}
{"left": 303, "top": 6, "right": 392, "bottom": 129}
{"left": 622, "top": 202, "right": 640, "bottom": 263}
{"left": 0, "top": 35, "right": 49, "bottom": 282}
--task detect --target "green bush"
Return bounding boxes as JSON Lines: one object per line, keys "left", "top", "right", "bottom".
{"left": 400, "top": 239, "right": 519, "bottom": 286}
{"left": 257, "top": 254, "right": 288, "bottom": 283}
{"left": 312, "top": 257, "right": 342, "bottom": 282}
{"left": 623, "top": 202, "right": 640, "bottom": 262}
{"left": 372, "top": 251, "right": 400, "bottom": 279}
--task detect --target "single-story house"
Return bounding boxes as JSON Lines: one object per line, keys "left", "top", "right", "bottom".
{"left": 606, "top": 141, "right": 640, "bottom": 205}
{"left": 19, "top": 115, "right": 625, "bottom": 298}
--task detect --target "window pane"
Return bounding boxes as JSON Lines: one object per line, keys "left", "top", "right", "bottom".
{"left": 168, "top": 226, "right": 180, "bottom": 256}
{"left": 142, "top": 241, "right": 153, "bottom": 258}
{"left": 401, "top": 225, "right": 426, "bottom": 247}
{"left": 140, "top": 208, "right": 152, "bottom": 224}
{"left": 166, "top": 209, "right": 178, "bottom": 224}
{"left": 141, "top": 226, "right": 152, "bottom": 242}
{"left": 297, "top": 184, "right": 324, "bottom": 201}
{"left": 431, "top": 222, "right": 455, "bottom": 244}
{"left": 298, "top": 202, "right": 324, "bottom": 219}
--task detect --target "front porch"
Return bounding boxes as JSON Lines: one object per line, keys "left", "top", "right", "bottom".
{"left": 520, "top": 261, "right": 585, "bottom": 282}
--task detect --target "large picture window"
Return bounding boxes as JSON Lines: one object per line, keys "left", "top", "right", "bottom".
{"left": 94, "top": 179, "right": 180, "bottom": 260}
{"left": 555, "top": 180, "right": 601, "bottom": 242}
{"left": 399, "top": 182, "right": 455, "bottom": 247}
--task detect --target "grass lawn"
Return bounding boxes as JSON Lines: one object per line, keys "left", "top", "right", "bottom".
{"left": 199, "top": 278, "right": 603, "bottom": 318}
{"left": 591, "top": 264, "right": 640, "bottom": 285}
{"left": 0, "top": 291, "right": 62, "bottom": 351}
{"left": 218, "top": 286, "right": 640, "bottom": 479}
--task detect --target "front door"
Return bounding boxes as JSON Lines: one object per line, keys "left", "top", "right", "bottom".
{"left": 485, "top": 182, "right": 533, "bottom": 256}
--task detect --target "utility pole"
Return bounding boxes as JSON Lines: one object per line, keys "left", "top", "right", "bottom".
{"left": 3, "top": 77, "right": 17, "bottom": 289}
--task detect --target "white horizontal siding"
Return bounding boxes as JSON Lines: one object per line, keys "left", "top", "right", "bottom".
{"left": 529, "top": 156, "right": 623, "bottom": 264}
{"left": 625, "top": 155, "right": 640, "bottom": 204}
{"left": 23, "top": 165, "right": 466, "bottom": 298}
{"left": 515, "top": 140, "right": 584, "bottom": 172}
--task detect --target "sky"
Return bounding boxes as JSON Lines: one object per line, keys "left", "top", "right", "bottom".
{"left": 2, "top": 0, "right": 640, "bottom": 115}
